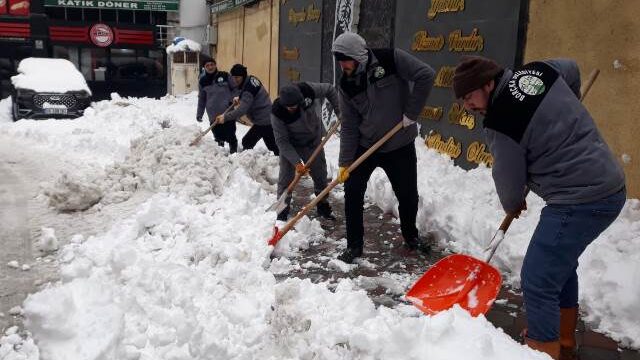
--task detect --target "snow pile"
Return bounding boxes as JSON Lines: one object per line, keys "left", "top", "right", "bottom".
{"left": 43, "top": 173, "right": 103, "bottom": 211}
{"left": 20, "top": 183, "right": 546, "bottom": 360}
{"left": 366, "top": 145, "right": 640, "bottom": 348}
{"left": 42, "top": 126, "right": 279, "bottom": 210}
{"left": 0, "top": 93, "right": 198, "bottom": 167}
{"left": 0, "top": 97, "right": 11, "bottom": 123}
{"left": 166, "top": 38, "right": 202, "bottom": 54}
{"left": 11, "top": 58, "right": 91, "bottom": 94}
{"left": 0, "top": 326, "right": 39, "bottom": 360}
{"left": 35, "top": 227, "right": 59, "bottom": 253}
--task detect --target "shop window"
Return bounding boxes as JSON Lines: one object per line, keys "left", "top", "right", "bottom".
{"left": 83, "top": 8, "right": 99, "bottom": 22}
{"left": 136, "top": 11, "right": 151, "bottom": 25}
{"left": 53, "top": 45, "right": 81, "bottom": 76}
{"left": 45, "top": 7, "right": 66, "bottom": 20}
{"left": 118, "top": 10, "right": 133, "bottom": 23}
{"left": 80, "top": 48, "right": 108, "bottom": 81}
{"left": 66, "top": 8, "right": 82, "bottom": 21}
{"left": 101, "top": 9, "right": 116, "bottom": 22}
{"left": 153, "top": 12, "right": 167, "bottom": 25}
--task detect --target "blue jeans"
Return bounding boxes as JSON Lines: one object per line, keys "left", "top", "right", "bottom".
{"left": 521, "top": 188, "right": 626, "bottom": 342}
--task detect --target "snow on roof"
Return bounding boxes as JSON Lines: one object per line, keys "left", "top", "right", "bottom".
{"left": 166, "top": 38, "right": 202, "bottom": 54}
{"left": 11, "top": 58, "right": 91, "bottom": 94}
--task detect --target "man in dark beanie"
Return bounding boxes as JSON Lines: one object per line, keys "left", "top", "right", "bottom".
{"left": 196, "top": 57, "right": 238, "bottom": 152}
{"left": 271, "top": 82, "right": 341, "bottom": 222}
{"left": 217, "top": 64, "right": 279, "bottom": 155}
{"left": 332, "top": 32, "right": 436, "bottom": 264}
{"left": 454, "top": 55, "right": 626, "bottom": 359}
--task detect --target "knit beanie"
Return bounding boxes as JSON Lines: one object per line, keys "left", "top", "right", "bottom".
{"left": 230, "top": 64, "right": 248, "bottom": 78}
{"left": 199, "top": 54, "right": 215, "bottom": 66}
{"left": 453, "top": 56, "right": 503, "bottom": 98}
{"left": 279, "top": 85, "right": 304, "bottom": 106}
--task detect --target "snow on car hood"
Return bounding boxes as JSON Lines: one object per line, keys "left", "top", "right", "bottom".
{"left": 11, "top": 58, "right": 92, "bottom": 94}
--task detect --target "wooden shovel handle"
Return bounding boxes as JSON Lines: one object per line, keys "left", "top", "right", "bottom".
{"left": 190, "top": 103, "right": 235, "bottom": 146}
{"left": 284, "top": 119, "right": 342, "bottom": 194}
{"left": 276, "top": 121, "right": 404, "bottom": 240}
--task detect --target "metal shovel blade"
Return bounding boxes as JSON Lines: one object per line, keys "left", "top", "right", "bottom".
{"left": 406, "top": 254, "right": 502, "bottom": 317}
{"left": 266, "top": 191, "right": 288, "bottom": 214}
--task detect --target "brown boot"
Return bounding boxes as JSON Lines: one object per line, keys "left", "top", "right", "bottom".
{"left": 559, "top": 307, "right": 579, "bottom": 360}
{"left": 526, "top": 337, "right": 561, "bottom": 360}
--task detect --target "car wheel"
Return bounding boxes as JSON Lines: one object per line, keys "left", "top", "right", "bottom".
{"left": 11, "top": 97, "right": 19, "bottom": 122}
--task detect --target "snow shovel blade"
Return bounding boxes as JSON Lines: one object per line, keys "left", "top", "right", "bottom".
{"left": 266, "top": 191, "right": 288, "bottom": 214}
{"left": 406, "top": 254, "right": 502, "bottom": 317}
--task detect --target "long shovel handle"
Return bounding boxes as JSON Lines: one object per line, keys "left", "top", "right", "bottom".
{"left": 284, "top": 119, "right": 342, "bottom": 194}
{"left": 485, "top": 68, "right": 600, "bottom": 262}
{"left": 580, "top": 69, "right": 600, "bottom": 102}
{"left": 270, "top": 121, "right": 404, "bottom": 246}
{"left": 189, "top": 103, "right": 235, "bottom": 146}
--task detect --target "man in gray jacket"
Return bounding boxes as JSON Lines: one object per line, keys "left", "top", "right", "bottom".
{"left": 453, "top": 56, "right": 626, "bottom": 359}
{"left": 271, "top": 82, "right": 341, "bottom": 222}
{"left": 196, "top": 55, "right": 237, "bottom": 152}
{"left": 332, "top": 32, "right": 436, "bottom": 263}
{"left": 217, "top": 64, "right": 279, "bottom": 156}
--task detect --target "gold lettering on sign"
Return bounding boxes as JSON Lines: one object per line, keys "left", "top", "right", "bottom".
{"left": 467, "top": 141, "right": 494, "bottom": 167}
{"left": 434, "top": 66, "right": 455, "bottom": 87}
{"left": 288, "top": 8, "right": 307, "bottom": 25}
{"left": 425, "top": 132, "right": 462, "bottom": 159}
{"left": 306, "top": 3, "right": 321, "bottom": 22}
{"left": 428, "top": 0, "right": 465, "bottom": 20}
{"left": 449, "top": 28, "right": 484, "bottom": 52}
{"left": 419, "top": 106, "right": 444, "bottom": 121}
{"left": 282, "top": 47, "right": 300, "bottom": 60}
{"left": 411, "top": 31, "right": 445, "bottom": 52}
{"left": 287, "top": 67, "right": 301, "bottom": 82}
{"left": 288, "top": 3, "right": 321, "bottom": 25}
{"left": 448, "top": 102, "right": 475, "bottom": 129}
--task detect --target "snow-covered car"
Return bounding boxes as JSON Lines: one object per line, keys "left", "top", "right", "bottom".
{"left": 10, "top": 58, "right": 92, "bottom": 121}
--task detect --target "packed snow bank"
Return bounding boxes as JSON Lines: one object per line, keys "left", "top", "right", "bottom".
{"left": 11, "top": 58, "right": 91, "bottom": 94}
{"left": 20, "top": 186, "right": 547, "bottom": 360}
{"left": 366, "top": 145, "right": 640, "bottom": 348}
{"left": 166, "top": 38, "right": 202, "bottom": 54}
{"left": 0, "top": 93, "right": 199, "bottom": 168}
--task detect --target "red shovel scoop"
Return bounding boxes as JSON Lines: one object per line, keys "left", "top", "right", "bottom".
{"left": 406, "top": 212, "right": 517, "bottom": 317}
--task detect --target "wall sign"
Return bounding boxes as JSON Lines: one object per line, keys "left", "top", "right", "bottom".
{"left": 278, "top": 0, "right": 323, "bottom": 89}
{"left": 45, "top": 0, "right": 179, "bottom": 11}
{"left": 395, "top": 0, "right": 525, "bottom": 169}
{"left": 90, "top": 23, "right": 113, "bottom": 47}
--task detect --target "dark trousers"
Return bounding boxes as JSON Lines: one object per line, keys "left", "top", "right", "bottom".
{"left": 241, "top": 124, "right": 279, "bottom": 156}
{"left": 344, "top": 143, "right": 419, "bottom": 250}
{"left": 212, "top": 120, "right": 237, "bottom": 153}
{"left": 521, "top": 188, "right": 625, "bottom": 342}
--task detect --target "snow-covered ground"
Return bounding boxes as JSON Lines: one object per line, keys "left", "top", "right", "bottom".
{"left": 0, "top": 92, "right": 637, "bottom": 359}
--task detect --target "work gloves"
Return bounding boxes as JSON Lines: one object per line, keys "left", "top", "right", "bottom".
{"left": 295, "top": 161, "right": 309, "bottom": 175}
{"left": 337, "top": 166, "right": 350, "bottom": 183}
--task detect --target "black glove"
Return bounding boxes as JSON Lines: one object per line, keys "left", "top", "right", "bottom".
{"left": 196, "top": 117, "right": 202, "bottom": 123}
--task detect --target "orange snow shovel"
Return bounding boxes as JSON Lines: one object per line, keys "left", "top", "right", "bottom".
{"left": 268, "top": 120, "right": 405, "bottom": 247}
{"left": 266, "top": 119, "right": 342, "bottom": 215}
{"left": 189, "top": 104, "right": 235, "bottom": 146}
{"left": 406, "top": 68, "right": 600, "bottom": 317}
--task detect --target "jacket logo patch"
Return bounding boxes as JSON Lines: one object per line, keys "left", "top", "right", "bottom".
{"left": 217, "top": 77, "right": 225, "bottom": 83}
{"left": 508, "top": 69, "right": 546, "bottom": 101}
{"left": 303, "top": 98, "right": 313, "bottom": 107}
{"left": 250, "top": 77, "right": 261, "bottom": 87}
{"left": 373, "top": 66, "right": 386, "bottom": 79}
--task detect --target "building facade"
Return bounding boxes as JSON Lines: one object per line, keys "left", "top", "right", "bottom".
{"left": 0, "top": 0, "right": 178, "bottom": 100}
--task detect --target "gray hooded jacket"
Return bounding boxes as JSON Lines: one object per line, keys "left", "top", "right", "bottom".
{"left": 484, "top": 59, "right": 625, "bottom": 213}
{"left": 332, "top": 32, "right": 435, "bottom": 166}
{"left": 271, "top": 82, "right": 341, "bottom": 166}
{"left": 223, "top": 75, "right": 272, "bottom": 126}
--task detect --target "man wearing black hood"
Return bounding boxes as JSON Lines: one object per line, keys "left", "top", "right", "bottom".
{"left": 217, "top": 64, "right": 279, "bottom": 156}
{"left": 332, "top": 32, "right": 436, "bottom": 263}
{"left": 196, "top": 55, "right": 237, "bottom": 152}
{"left": 271, "top": 82, "right": 341, "bottom": 222}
